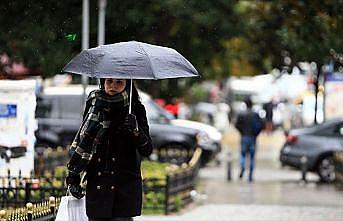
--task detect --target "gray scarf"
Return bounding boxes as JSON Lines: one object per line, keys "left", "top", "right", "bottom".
{"left": 67, "top": 89, "right": 129, "bottom": 175}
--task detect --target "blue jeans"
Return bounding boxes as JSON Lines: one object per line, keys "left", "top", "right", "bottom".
{"left": 240, "top": 136, "right": 256, "bottom": 180}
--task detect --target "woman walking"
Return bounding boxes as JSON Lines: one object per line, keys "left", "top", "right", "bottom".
{"left": 65, "top": 78, "right": 153, "bottom": 221}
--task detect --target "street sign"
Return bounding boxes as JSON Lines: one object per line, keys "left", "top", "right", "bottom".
{"left": 0, "top": 104, "right": 17, "bottom": 118}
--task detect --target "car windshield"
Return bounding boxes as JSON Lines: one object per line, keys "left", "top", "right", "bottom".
{"left": 36, "top": 94, "right": 83, "bottom": 119}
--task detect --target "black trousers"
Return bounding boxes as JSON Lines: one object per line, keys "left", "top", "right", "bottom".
{"left": 88, "top": 218, "right": 133, "bottom": 221}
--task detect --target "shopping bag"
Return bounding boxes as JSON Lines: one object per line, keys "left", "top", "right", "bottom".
{"left": 56, "top": 196, "right": 88, "bottom": 221}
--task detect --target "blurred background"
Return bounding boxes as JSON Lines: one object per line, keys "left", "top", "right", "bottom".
{"left": 0, "top": 1, "right": 343, "bottom": 220}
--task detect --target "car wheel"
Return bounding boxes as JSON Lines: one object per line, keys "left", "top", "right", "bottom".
{"left": 317, "top": 156, "right": 335, "bottom": 183}
{"left": 158, "top": 144, "right": 189, "bottom": 165}
{"left": 5, "top": 154, "right": 10, "bottom": 163}
{"left": 1, "top": 152, "right": 10, "bottom": 163}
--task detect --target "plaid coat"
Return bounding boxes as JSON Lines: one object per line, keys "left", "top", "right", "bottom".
{"left": 68, "top": 90, "right": 153, "bottom": 218}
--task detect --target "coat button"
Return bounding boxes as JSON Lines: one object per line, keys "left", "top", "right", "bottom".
{"left": 96, "top": 185, "right": 101, "bottom": 190}
{"left": 97, "top": 172, "right": 101, "bottom": 176}
{"left": 97, "top": 158, "right": 101, "bottom": 162}
{"left": 111, "top": 186, "right": 115, "bottom": 190}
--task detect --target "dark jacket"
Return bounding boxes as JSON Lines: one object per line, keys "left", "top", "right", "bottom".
{"left": 235, "top": 109, "right": 263, "bottom": 137}
{"left": 81, "top": 91, "right": 153, "bottom": 218}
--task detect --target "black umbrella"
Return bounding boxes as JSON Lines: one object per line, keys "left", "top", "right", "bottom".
{"left": 63, "top": 41, "right": 199, "bottom": 113}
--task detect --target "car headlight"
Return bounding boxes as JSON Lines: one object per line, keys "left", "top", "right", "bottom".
{"left": 196, "top": 132, "right": 211, "bottom": 146}
{"left": 6, "top": 149, "right": 12, "bottom": 158}
{"left": 283, "top": 146, "right": 291, "bottom": 154}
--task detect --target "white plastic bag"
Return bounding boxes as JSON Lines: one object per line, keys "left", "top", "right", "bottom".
{"left": 55, "top": 196, "right": 88, "bottom": 221}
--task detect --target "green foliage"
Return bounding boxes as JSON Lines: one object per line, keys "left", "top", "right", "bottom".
{"left": 186, "top": 84, "right": 208, "bottom": 104}
{"left": 173, "top": 195, "right": 182, "bottom": 212}
{"left": 0, "top": 0, "right": 242, "bottom": 81}
{"left": 241, "top": 0, "right": 343, "bottom": 70}
{"left": 54, "top": 166, "right": 68, "bottom": 178}
{"left": 142, "top": 191, "right": 165, "bottom": 214}
{"left": 1, "top": 0, "right": 342, "bottom": 90}
{"left": 141, "top": 160, "right": 170, "bottom": 180}
{"left": 0, "top": 0, "right": 82, "bottom": 77}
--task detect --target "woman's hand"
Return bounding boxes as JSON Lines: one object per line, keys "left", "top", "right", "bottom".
{"left": 123, "top": 114, "right": 139, "bottom": 136}
{"left": 66, "top": 170, "right": 84, "bottom": 199}
{"left": 68, "top": 184, "right": 85, "bottom": 199}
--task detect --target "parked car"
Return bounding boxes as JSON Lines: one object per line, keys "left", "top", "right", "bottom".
{"left": 35, "top": 85, "right": 201, "bottom": 165}
{"left": 139, "top": 91, "right": 222, "bottom": 165}
{"left": 0, "top": 144, "right": 26, "bottom": 161}
{"left": 280, "top": 119, "right": 343, "bottom": 182}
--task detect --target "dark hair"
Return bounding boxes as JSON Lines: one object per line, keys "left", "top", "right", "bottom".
{"left": 99, "top": 78, "right": 140, "bottom": 103}
{"left": 99, "top": 78, "right": 106, "bottom": 89}
{"left": 244, "top": 97, "right": 253, "bottom": 109}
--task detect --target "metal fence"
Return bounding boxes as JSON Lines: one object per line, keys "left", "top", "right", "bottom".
{"left": 0, "top": 169, "right": 65, "bottom": 208}
{"left": 164, "top": 147, "right": 202, "bottom": 214}
{"left": 0, "top": 197, "right": 58, "bottom": 221}
{"left": 0, "top": 147, "right": 202, "bottom": 218}
{"left": 141, "top": 148, "right": 202, "bottom": 214}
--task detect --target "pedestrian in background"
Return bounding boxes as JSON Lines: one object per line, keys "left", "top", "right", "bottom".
{"left": 234, "top": 97, "right": 263, "bottom": 182}
{"left": 263, "top": 100, "right": 274, "bottom": 134}
{"left": 65, "top": 78, "right": 153, "bottom": 221}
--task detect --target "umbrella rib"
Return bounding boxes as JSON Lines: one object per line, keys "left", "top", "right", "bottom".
{"left": 137, "top": 43, "right": 156, "bottom": 80}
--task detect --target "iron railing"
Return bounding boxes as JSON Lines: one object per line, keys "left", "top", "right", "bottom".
{"left": 1, "top": 147, "right": 202, "bottom": 217}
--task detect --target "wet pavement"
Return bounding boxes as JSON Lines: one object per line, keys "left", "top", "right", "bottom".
{"left": 136, "top": 127, "right": 343, "bottom": 221}
{"left": 136, "top": 204, "right": 343, "bottom": 221}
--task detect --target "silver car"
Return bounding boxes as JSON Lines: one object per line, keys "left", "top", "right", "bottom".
{"left": 280, "top": 119, "right": 343, "bottom": 182}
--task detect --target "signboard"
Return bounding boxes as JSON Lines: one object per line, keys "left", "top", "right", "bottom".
{"left": 0, "top": 104, "right": 17, "bottom": 118}
{"left": 325, "top": 72, "right": 343, "bottom": 120}
{"left": 0, "top": 80, "right": 38, "bottom": 177}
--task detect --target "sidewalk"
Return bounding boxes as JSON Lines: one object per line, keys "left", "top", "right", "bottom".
{"left": 136, "top": 204, "right": 343, "bottom": 221}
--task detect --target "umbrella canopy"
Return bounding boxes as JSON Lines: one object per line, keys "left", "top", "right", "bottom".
{"left": 63, "top": 41, "right": 199, "bottom": 79}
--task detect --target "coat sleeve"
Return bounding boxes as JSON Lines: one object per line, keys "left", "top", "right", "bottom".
{"left": 133, "top": 101, "right": 153, "bottom": 157}
{"left": 235, "top": 113, "right": 244, "bottom": 134}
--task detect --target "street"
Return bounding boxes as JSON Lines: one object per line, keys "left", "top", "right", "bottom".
{"left": 136, "top": 127, "right": 343, "bottom": 221}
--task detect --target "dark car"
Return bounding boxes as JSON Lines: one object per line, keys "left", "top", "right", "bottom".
{"left": 280, "top": 119, "right": 343, "bottom": 182}
{"left": 35, "top": 86, "right": 200, "bottom": 165}
{"left": 0, "top": 145, "right": 26, "bottom": 162}
{"left": 140, "top": 91, "right": 221, "bottom": 165}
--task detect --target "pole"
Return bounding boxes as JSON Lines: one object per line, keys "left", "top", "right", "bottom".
{"left": 82, "top": 0, "right": 89, "bottom": 108}
{"left": 129, "top": 76, "right": 132, "bottom": 114}
{"left": 97, "top": 0, "right": 107, "bottom": 86}
{"left": 98, "top": 0, "right": 107, "bottom": 46}
{"left": 300, "top": 156, "right": 308, "bottom": 183}
{"left": 314, "top": 62, "right": 322, "bottom": 124}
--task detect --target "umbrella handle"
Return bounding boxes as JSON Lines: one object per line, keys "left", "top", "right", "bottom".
{"left": 129, "top": 75, "right": 132, "bottom": 114}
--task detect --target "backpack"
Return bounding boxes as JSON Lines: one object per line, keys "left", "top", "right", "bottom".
{"left": 252, "top": 112, "right": 263, "bottom": 136}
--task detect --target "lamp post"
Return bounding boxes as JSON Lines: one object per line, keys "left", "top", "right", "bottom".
{"left": 97, "top": 0, "right": 107, "bottom": 86}
{"left": 98, "top": 0, "right": 107, "bottom": 46}
{"left": 81, "top": 0, "right": 89, "bottom": 107}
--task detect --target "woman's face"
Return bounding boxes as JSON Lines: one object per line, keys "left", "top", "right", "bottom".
{"left": 104, "top": 78, "right": 126, "bottom": 96}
